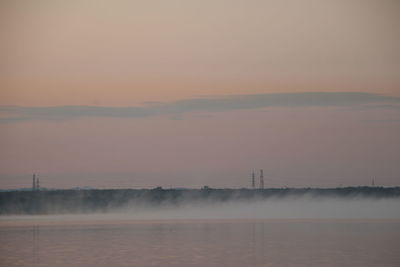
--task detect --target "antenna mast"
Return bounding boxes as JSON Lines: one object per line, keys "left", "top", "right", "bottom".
{"left": 260, "top": 169, "right": 264, "bottom": 189}
{"left": 252, "top": 171, "right": 255, "bottom": 189}
{"left": 32, "top": 174, "right": 36, "bottom": 191}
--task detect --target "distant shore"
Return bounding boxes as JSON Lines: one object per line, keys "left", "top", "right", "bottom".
{"left": 1, "top": 187, "right": 399, "bottom": 215}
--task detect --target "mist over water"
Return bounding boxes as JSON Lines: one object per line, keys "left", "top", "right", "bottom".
{"left": 122, "top": 197, "right": 400, "bottom": 220}
{"left": 2, "top": 196, "right": 399, "bottom": 226}
{"left": 1, "top": 196, "right": 400, "bottom": 267}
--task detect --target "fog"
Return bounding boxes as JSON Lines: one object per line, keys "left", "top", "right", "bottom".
{"left": 122, "top": 197, "right": 400, "bottom": 220}
{"left": 2, "top": 197, "right": 399, "bottom": 226}
{"left": 103, "top": 197, "right": 400, "bottom": 220}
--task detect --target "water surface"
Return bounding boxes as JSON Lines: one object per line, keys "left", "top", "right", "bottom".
{"left": 1, "top": 216, "right": 399, "bottom": 267}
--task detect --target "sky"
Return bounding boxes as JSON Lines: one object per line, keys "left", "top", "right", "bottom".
{"left": 0, "top": 0, "right": 399, "bottom": 189}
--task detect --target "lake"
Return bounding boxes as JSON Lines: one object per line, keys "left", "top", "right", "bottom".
{"left": 1, "top": 198, "right": 400, "bottom": 266}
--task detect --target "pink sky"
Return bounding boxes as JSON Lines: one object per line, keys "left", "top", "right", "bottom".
{"left": 0, "top": 0, "right": 399, "bottom": 188}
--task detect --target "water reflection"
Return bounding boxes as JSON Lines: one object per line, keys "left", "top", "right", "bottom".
{"left": 0, "top": 219, "right": 399, "bottom": 266}
{"left": 32, "top": 225, "right": 36, "bottom": 267}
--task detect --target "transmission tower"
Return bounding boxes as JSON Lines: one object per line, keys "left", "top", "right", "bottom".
{"left": 32, "top": 174, "right": 36, "bottom": 191}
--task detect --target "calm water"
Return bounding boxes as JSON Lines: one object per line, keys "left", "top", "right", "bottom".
{"left": 0, "top": 217, "right": 399, "bottom": 267}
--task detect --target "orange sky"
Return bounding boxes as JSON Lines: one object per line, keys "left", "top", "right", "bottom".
{"left": 1, "top": 0, "right": 399, "bottom": 106}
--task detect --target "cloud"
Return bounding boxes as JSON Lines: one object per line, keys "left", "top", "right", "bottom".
{"left": 1, "top": 92, "right": 399, "bottom": 123}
